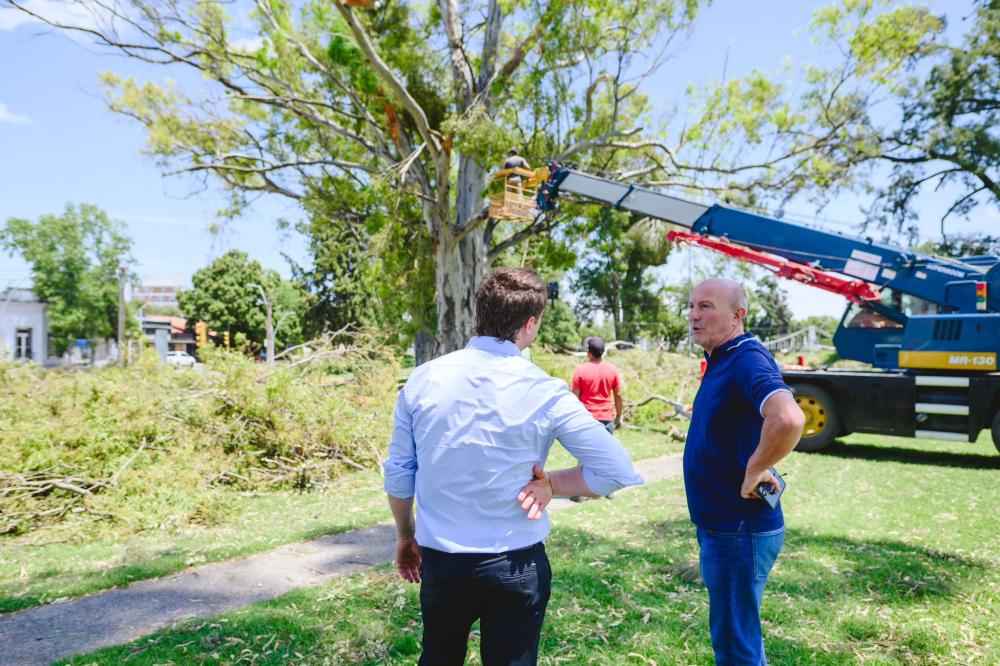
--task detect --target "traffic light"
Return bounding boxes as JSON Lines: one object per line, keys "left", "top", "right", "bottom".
{"left": 195, "top": 321, "right": 208, "bottom": 348}
{"left": 223, "top": 331, "right": 230, "bottom": 349}
{"left": 975, "top": 282, "right": 987, "bottom": 312}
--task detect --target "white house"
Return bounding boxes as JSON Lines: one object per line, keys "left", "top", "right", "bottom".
{"left": 0, "top": 288, "right": 50, "bottom": 363}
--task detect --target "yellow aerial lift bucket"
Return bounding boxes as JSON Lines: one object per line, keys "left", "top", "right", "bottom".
{"left": 488, "top": 167, "right": 550, "bottom": 221}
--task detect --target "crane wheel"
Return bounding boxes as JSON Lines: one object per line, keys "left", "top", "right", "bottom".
{"left": 790, "top": 383, "right": 840, "bottom": 452}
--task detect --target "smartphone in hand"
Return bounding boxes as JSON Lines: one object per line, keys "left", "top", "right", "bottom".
{"left": 756, "top": 468, "right": 786, "bottom": 510}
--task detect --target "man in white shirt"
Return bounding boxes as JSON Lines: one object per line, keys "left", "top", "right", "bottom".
{"left": 384, "top": 267, "right": 643, "bottom": 665}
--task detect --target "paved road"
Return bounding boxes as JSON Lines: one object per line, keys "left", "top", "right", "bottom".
{"left": 0, "top": 454, "right": 683, "bottom": 666}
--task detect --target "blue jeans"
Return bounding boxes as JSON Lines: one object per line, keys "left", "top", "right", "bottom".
{"left": 599, "top": 419, "right": 615, "bottom": 434}
{"left": 696, "top": 523, "right": 784, "bottom": 666}
{"left": 418, "top": 542, "right": 551, "bottom": 665}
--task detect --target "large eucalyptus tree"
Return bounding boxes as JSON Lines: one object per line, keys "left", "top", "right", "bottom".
{"left": 6, "top": 0, "right": 948, "bottom": 353}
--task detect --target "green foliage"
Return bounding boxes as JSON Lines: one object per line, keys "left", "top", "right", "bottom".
{"left": 869, "top": 0, "right": 998, "bottom": 231}
{"left": 794, "top": 314, "right": 841, "bottom": 346}
{"left": 31, "top": 0, "right": 996, "bottom": 352}
{"left": 177, "top": 250, "right": 309, "bottom": 350}
{"left": 0, "top": 335, "right": 399, "bottom": 540}
{"left": 140, "top": 303, "right": 182, "bottom": 317}
{"left": 440, "top": 106, "right": 517, "bottom": 167}
{"left": 807, "top": 0, "right": 996, "bottom": 235}
{"left": 571, "top": 208, "right": 677, "bottom": 342}
{"left": 291, "top": 180, "right": 435, "bottom": 344}
{"left": 657, "top": 284, "right": 695, "bottom": 350}
{"left": 917, "top": 234, "right": 1000, "bottom": 258}
{"left": 534, "top": 301, "right": 581, "bottom": 351}
{"left": 745, "top": 274, "right": 795, "bottom": 339}
{"left": 70, "top": 0, "right": 716, "bottom": 351}
{"left": 0, "top": 205, "right": 134, "bottom": 354}
{"left": 535, "top": 349, "right": 702, "bottom": 427}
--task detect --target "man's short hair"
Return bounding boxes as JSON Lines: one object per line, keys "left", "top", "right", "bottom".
{"left": 475, "top": 268, "right": 547, "bottom": 342}
{"left": 586, "top": 336, "right": 606, "bottom": 358}
{"left": 507, "top": 148, "right": 518, "bottom": 156}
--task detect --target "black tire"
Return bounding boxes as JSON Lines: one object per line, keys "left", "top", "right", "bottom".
{"left": 789, "top": 383, "right": 840, "bottom": 452}
{"left": 992, "top": 409, "right": 1000, "bottom": 456}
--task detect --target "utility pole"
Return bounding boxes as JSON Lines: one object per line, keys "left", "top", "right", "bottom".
{"left": 117, "top": 266, "right": 127, "bottom": 366}
{"left": 249, "top": 283, "right": 274, "bottom": 365}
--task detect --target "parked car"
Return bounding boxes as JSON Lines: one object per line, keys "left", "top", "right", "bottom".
{"left": 166, "top": 351, "right": 197, "bottom": 367}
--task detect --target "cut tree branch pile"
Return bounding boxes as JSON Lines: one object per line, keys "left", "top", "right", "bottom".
{"left": 0, "top": 439, "right": 147, "bottom": 534}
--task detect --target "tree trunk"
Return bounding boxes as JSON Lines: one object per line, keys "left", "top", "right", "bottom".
{"left": 612, "top": 275, "right": 623, "bottom": 341}
{"left": 264, "top": 295, "right": 275, "bottom": 366}
{"left": 432, "top": 155, "right": 488, "bottom": 357}
{"left": 433, "top": 231, "right": 486, "bottom": 356}
{"left": 413, "top": 330, "right": 434, "bottom": 366}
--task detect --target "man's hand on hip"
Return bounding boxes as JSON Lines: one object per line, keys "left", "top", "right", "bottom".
{"left": 395, "top": 536, "right": 422, "bottom": 583}
{"left": 517, "top": 464, "right": 552, "bottom": 520}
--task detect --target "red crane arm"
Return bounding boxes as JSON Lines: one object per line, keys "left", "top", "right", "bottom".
{"left": 667, "top": 230, "right": 881, "bottom": 304}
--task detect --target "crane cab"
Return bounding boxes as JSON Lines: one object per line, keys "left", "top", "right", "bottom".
{"left": 488, "top": 167, "right": 549, "bottom": 221}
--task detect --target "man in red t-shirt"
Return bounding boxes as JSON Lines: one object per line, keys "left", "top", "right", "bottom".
{"left": 571, "top": 337, "right": 623, "bottom": 434}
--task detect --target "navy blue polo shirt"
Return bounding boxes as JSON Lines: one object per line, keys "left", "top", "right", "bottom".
{"left": 683, "top": 333, "right": 791, "bottom": 531}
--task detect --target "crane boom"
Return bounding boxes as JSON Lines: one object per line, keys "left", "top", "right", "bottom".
{"left": 538, "top": 165, "right": 999, "bottom": 315}
{"left": 667, "top": 230, "right": 881, "bottom": 304}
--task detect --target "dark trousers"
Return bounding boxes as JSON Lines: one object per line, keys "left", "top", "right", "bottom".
{"left": 418, "top": 542, "right": 551, "bottom": 666}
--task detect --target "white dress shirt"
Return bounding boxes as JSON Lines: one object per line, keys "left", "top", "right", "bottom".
{"left": 384, "top": 336, "right": 644, "bottom": 553}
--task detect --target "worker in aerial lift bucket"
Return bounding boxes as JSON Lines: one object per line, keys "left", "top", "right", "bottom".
{"left": 503, "top": 149, "right": 530, "bottom": 194}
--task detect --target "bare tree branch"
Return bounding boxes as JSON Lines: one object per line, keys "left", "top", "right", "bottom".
{"left": 488, "top": 213, "right": 559, "bottom": 260}
{"left": 333, "top": 2, "right": 441, "bottom": 158}
{"left": 438, "top": 0, "right": 475, "bottom": 106}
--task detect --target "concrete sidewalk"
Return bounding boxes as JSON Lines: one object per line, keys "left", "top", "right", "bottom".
{"left": 0, "top": 454, "right": 683, "bottom": 666}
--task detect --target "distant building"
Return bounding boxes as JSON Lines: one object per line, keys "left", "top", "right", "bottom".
{"left": 0, "top": 288, "right": 50, "bottom": 363}
{"left": 133, "top": 275, "right": 184, "bottom": 310}
{"left": 139, "top": 315, "right": 196, "bottom": 359}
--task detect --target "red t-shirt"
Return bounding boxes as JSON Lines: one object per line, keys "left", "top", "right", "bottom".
{"left": 571, "top": 360, "right": 621, "bottom": 421}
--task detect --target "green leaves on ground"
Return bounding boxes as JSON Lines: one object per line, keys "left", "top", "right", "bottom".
{"left": 0, "top": 335, "right": 399, "bottom": 540}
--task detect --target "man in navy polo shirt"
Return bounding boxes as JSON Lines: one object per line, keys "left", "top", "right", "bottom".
{"left": 684, "top": 278, "right": 805, "bottom": 665}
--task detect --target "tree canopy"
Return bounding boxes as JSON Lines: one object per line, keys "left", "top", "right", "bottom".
{"left": 1, "top": 204, "right": 134, "bottom": 354}
{"left": 847, "top": 0, "right": 999, "bottom": 235}
{"left": 571, "top": 208, "right": 678, "bottom": 343}
{"left": 178, "top": 250, "right": 309, "bottom": 350}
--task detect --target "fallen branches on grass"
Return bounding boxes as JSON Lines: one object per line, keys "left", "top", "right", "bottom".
{"left": 0, "top": 331, "right": 396, "bottom": 537}
{"left": 623, "top": 394, "right": 692, "bottom": 422}
{"left": 1, "top": 471, "right": 107, "bottom": 535}
{"left": 1, "top": 440, "right": 149, "bottom": 534}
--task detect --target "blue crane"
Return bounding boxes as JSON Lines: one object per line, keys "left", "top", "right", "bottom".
{"left": 534, "top": 164, "right": 1000, "bottom": 453}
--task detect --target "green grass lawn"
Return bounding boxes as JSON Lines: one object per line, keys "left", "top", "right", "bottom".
{"left": 61, "top": 431, "right": 1000, "bottom": 665}
{"left": 0, "top": 429, "right": 677, "bottom": 615}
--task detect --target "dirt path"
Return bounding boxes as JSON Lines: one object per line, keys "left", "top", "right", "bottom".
{"left": 0, "top": 454, "right": 683, "bottom": 666}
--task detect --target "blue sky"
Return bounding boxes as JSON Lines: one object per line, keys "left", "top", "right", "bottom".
{"left": 0, "top": 0, "right": 993, "bottom": 319}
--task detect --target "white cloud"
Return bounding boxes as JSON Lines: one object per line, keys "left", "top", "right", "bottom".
{"left": 0, "top": 0, "right": 111, "bottom": 33}
{"left": 0, "top": 102, "right": 29, "bottom": 124}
